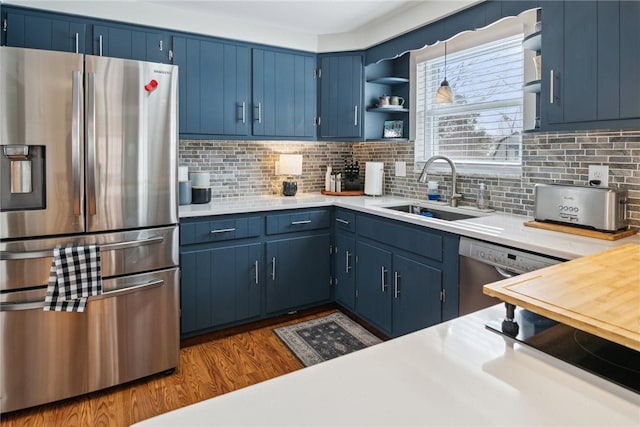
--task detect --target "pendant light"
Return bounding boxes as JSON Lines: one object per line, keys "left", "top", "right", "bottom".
{"left": 435, "top": 42, "right": 453, "bottom": 104}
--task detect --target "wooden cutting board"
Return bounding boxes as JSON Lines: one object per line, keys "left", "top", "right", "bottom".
{"left": 484, "top": 243, "right": 640, "bottom": 351}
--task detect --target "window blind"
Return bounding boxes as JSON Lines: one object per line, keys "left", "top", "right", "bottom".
{"left": 416, "top": 34, "right": 524, "bottom": 166}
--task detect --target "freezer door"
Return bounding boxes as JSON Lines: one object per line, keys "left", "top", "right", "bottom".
{"left": 84, "top": 55, "right": 178, "bottom": 232}
{"left": 0, "top": 225, "right": 178, "bottom": 292}
{"left": 0, "top": 267, "right": 180, "bottom": 413}
{"left": 0, "top": 47, "right": 85, "bottom": 239}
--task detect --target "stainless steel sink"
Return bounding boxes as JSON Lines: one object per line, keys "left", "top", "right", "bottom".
{"left": 383, "top": 204, "right": 477, "bottom": 221}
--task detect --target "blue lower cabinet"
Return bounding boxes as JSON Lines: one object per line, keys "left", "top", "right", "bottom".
{"left": 392, "top": 253, "right": 442, "bottom": 336}
{"left": 352, "top": 211, "right": 459, "bottom": 338}
{"left": 354, "top": 240, "right": 393, "bottom": 336}
{"left": 180, "top": 243, "right": 261, "bottom": 337}
{"left": 265, "top": 233, "right": 332, "bottom": 314}
{"left": 333, "top": 231, "right": 356, "bottom": 310}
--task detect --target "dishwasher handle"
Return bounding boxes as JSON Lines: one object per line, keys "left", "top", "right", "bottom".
{"left": 494, "top": 266, "right": 516, "bottom": 279}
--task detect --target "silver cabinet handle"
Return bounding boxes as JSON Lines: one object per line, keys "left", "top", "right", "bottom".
{"left": 291, "top": 220, "right": 311, "bottom": 225}
{"left": 345, "top": 251, "right": 352, "bottom": 273}
{"left": 210, "top": 228, "right": 236, "bottom": 234}
{"left": 0, "top": 236, "right": 163, "bottom": 260}
{"left": 255, "top": 260, "right": 259, "bottom": 285}
{"left": 159, "top": 40, "right": 163, "bottom": 51}
{"left": 354, "top": 105, "right": 358, "bottom": 126}
{"left": 98, "top": 34, "right": 103, "bottom": 56}
{"left": 550, "top": 69, "right": 555, "bottom": 104}
{"left": 71, "top": 70, "right": 82, "bottom": 216}
{"left": 241, "top": 102, "right": 246, "bottom": 124}
{"left": 381, "top": 266, "right": 388, "bottom": 292}
{"left": 255, "top": 102, "right": 262, "bottom": 123}
{"left": 74, "top": 32, "right": 79, "bottom": 53}
{"left": 271, "top": 257, "right": 276, "bottom": 280}
{"left": 335, "top": 218, "right": 350, "bottom": 225}
{"left": 87, "top": 72, "right": 97, "bottom": 216}
{"left": 394, "top": 271, "right": 401, "bottom": 299}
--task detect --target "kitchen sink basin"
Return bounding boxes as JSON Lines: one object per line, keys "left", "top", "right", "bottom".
{"left": 382, "top": 204, "right": 477, "bottom": 221}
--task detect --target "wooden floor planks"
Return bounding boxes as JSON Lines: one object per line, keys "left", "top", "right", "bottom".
{"left": 1, "top": 307, "right": 341, "bottom": 427}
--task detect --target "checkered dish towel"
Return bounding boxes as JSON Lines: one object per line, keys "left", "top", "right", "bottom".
{"left": 44, "top": 245, "right": 103, "bottom": 312}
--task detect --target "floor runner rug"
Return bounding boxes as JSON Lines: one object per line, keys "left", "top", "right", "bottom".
{"left": 273, "top": 312, "right": 382, "bottom": 367}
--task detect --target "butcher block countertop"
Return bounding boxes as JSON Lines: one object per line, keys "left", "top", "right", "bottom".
{"left": 484, "top": 243, "right": 640, "bottom": 352}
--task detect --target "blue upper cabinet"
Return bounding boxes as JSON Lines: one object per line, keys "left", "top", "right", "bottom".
{"left": 172, "top": 36, "right": 251, "bottom": 137}
{"left": 252, "top": 49, "right": 317, "bottom": 138}
{"left": 4, "top": 12, "right": 86, "bottom": 53}
{"left": 540, "top": 0, "right": 640, "bottom": 130}
{"left": 92, "top": 24, "right": 170, "bottom": 63}
{"left": 317, "top": 53, "right": 364, "bottom": 140}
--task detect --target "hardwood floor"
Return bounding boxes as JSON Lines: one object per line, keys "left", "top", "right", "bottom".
{"left": 1, "top": 307, "right": 346, "bottom": 427}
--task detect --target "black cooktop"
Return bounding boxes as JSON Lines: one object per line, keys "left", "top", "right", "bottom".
{"left": 486, "top": 308, "right": 640, "bottom": 395}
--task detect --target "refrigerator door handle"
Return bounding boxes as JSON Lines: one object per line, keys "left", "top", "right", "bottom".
{"left": 0, "top": 235, "right": 164, "bottom": 260}
{"left": 0, "top": 279, "right": 164, "bottom": 311}
{"left": 90, "top": 278, "right": 164, "bottom": 301}
{"left": 72, "top": 70, "right": 83, "bottom": 216}
{"left": 87, "top": 72, "right": 97, "bottom": 216}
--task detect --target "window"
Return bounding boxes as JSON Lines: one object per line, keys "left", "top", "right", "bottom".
{"left": 413, "top": 30, "right": 525, "bottom": 176}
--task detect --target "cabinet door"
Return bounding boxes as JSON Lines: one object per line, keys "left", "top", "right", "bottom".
{"left": 318, "top": 54, "right": 363, "bottom": 138}
{"left": 180, "top": 243, "right": 261, "bottom": 336}
{"left": 92, "top": 25, "right": 169, "bottom": 63}
{"left": 253, "top": 49, "right": 316, "bottom": 137}
{"left": 92, "top": 25, "right": 145, "bottom": 60}
{"left": 5, "top": 12, "right": 86, "bottom": 53}
{"left": 172, "top": 37, "right": 251, "bottom": 136}
{"left": 619, "top": 1, "right": 640, "bottom": 119}
{"left": 392, "top": 254, "right": 442, "bottom": 337}
{"left": 334, "top": 232, "right": 356, "bottom": 310}
{"left": 266, "top": 234, "right": 331, "bottom": 314}
{"left": 355, "top": 240, "right": 392, "bottom": 335}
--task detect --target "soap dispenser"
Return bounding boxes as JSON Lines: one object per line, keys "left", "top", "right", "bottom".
{"left": 477, "top": 183, "right": 488, "bottom": 210}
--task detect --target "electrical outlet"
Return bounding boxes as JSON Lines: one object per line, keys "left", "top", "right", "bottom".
{"left": 588, "top": 165, "right": 609, "bottom": 187}
{"left": 395, "top": 161, "right": 406, "bottom": 177}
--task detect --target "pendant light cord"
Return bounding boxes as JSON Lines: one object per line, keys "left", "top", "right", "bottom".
{"left": 444, "top": 42, "right": 447, "bottom": 79}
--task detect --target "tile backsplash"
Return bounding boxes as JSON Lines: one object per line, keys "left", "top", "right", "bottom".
{"left": 179, "top": 129, "right": 640, "bottom": 229}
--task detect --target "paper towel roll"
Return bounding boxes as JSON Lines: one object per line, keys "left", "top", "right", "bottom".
{"left": 178, "top": 165, "right": 189, "bottom": 182}
{"left": 364, "top": 162, "right": 384, "bottom": 196}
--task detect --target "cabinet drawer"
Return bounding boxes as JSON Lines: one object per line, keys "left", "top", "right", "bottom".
{"left": 266, "top": 209, "right": 331, "bottom": 235}
{"left": 357, "top": 215, "right": 443, "bottom": 262}
{"left": 180, "top": 216, "right": 262, "bottom": 245}
{"left": 334, "top": 209, "right": 356, "bottom": 233}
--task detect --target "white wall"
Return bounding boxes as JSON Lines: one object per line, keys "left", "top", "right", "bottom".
{"left": 1, "top": 0, "right": 478, "bottom": 52}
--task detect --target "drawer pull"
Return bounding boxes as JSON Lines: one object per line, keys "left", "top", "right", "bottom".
{"left": 335, "top": 218, "right": 350, "bottom": 225}
{"left": 210, "top": 228, "right": 236, "bottom": 234}
{"left": 291, "top": 220, "right": 311, "bottom": 225}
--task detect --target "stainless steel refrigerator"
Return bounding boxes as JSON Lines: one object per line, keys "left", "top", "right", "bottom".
{"left": 0, "top": 46, "right": 180, "bottom": 413}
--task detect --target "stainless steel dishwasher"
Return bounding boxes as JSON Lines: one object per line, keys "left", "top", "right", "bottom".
{"left": 458, "top": 237, "right": 565, "bottom": 316}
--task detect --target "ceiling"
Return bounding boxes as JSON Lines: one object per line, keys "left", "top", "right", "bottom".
{"left": 147, "top": 0, "right": 427, "bottom": 36}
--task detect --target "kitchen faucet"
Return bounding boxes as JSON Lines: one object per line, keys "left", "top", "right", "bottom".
{"left": 417, "top": 155, "right": 462, "bottom": 207}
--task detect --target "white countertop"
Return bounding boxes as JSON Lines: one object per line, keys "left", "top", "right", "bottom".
{"left": 133, "top": 304, "right": 640, "bottom": 426}
{"left": 179, "top": 194, "right": 640, "bottom": 260}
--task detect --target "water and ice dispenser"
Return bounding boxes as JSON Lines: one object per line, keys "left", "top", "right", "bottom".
{"left": 0, "top": 145, "right": 46, "bottom": 211}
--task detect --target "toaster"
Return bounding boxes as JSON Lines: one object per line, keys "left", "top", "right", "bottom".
{"left": 534, "top": 184, "right": 629, "bottom": 232}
